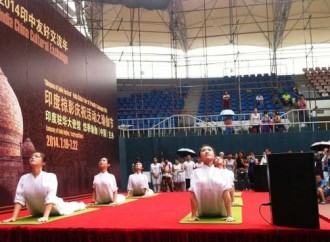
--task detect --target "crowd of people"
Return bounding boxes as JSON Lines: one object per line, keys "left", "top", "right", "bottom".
{"left": 3, "top": 145, "right": 328, "bottom": 223}
{"left": 246, "top": 108, "right": 286, "bottom": 133}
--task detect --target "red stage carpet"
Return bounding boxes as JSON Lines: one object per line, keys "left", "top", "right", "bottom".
{"left": 0, "top": 191, "right": 330, "bottom": 242}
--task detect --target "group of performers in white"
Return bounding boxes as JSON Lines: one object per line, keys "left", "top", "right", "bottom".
{"left": 2, "top": 144, "right": 235, "bottom": 223}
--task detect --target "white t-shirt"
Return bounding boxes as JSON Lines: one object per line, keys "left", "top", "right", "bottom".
{"left": 93, "top": 171, "right": 118, "bottom": 203}
{"left": 150, "top": 163, "right": 162, "bottom": 175}
{"left": 250, "top": 113, "right": 261, "bottom": 125}
{"left": 14, "top": 171, "right": 84, "bottom": 216}
{"left": 256, "top": 95, "right": 264, "bottom": 102}
{"left": 183, "top": 160, "right": 195, "bottom": 179}
{"left": 127, "top": 173, "right": 152, "bottom": 196}
{"left": 189, "top": 165, "right": 231, "bottom": 217}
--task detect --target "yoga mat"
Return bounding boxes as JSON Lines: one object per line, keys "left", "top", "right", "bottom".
{"left": 1, "top": 208, "right": 99, "bottom": 225}
{"left": 91, "top": 198, "right": 137, "bottom": 206}
{"left": 232, "top": 197, "right": 243, "bottom": 207}
{"left": 179, "top": 207, "right": 242, "bottom": 224}
{"left": 127, "top": 193, "right": 160, "bottom": 199}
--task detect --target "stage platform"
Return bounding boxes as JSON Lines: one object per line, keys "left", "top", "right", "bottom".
{"left": 0, "top": 191, "right": 330, "bottom": 242}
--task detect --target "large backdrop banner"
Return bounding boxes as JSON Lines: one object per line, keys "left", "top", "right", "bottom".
{"left": 0, "top": 0, "right": 118, "bottom": 206}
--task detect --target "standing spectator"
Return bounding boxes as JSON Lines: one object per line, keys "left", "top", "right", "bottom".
{"left": 225, "top": 153, "right": 235, "bottom": 172}
{"left": 314, "top": 152, "right": 324, "bottom": 179}
{"left": 296, "top": 94, "right": 309, "bottom": 125}
{"left": 247, "top": 152, "right": 258, "bottom": 190}
{"left": 260, "top": 148, "right": 271, "bottom": 165}
{"left": 224, "top": 116, "right": 234, "bottom": 134}
{"left": 255, "top": 92, "right": 264, "bottom": 107}
{"left": 291, "top": 85, "right": 300, "bottom": 105}
{"left": 161, "top": 157, "right": 174, "bottom": 192}
{"left": 172, "top": 158, "right": 185, "bottom": 191}
{"left": 321, "top": 149, "right": 330, "bottom": 183}
{"left": 214, "top": 156, "right": 236, "bottom": 203}
{"left": 272, "top": 110, "right": 285, "bottom": 132}
{"left": 222, "top": 90, "right": 231, "bottom": 109}
{"left": 261, "top": 110, "right": 272, "bottom": 133}
{"left": 250, "top": 108, "right": 261, "bottom": 133}
{"left": 194, "top": 157, "right": 203, "bottom": 169}
{"left": 183, "top": 155, "right": 195, "bottom": 190}
{"left": 235, "top": 151, "right": 250, "bottom": 190}
{"left": 150, "top": 157, "right": 162, "bottom": 192}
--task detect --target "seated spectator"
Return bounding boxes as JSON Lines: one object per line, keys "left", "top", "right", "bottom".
{"left": 281, "top": 91, "right": 292, "bottom": 106}
{"left": 272, "top": 110, "right": 285, "bottom": 132}
{"left": 222, "top": 90, "right": 231, "bottom": 109}
{"left": 261, "top": 110, "right": 272, "bottom": 133}
{"left": 291, "top": 85, "right": 300, "bottom": 105}
{"left": 272, "top": 92, "right": 281, "bottom": 108}
{"left": 255, "top": 92, "right": 264, "bottom": 107}
{"left": 224, "top": 116, "right": 234, "bottom": 134}
{"left": 277, "top": 82, "right": 285, "bottom": 95}
{"left": 249, "top": 108, "right": 261, "bottom": 133}
{"left": 316, "top": 174, "right": 330, "bottom": 204}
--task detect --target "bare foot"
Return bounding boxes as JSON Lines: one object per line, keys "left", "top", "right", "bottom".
{"left": 188, "top": 216, "right": 200, "bottom": 222}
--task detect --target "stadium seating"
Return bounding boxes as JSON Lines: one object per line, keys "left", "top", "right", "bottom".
{"left": 304, "top": 67, "right": 330, "bottom": 97}
{"left": 117, "top": 85, "right": 188, "bottom": 128}
{"left": 196, "top": 74, "right": 293, "bottom": 116}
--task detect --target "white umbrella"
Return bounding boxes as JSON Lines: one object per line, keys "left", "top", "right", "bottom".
{"left": 310, "top": 141, "right": 330, "bottom": 151}
{"left": 176, "top": 148, "right": 197, "bottom": 157}
{"left": 220, "top": 109, "right": 235, "bottom": 116}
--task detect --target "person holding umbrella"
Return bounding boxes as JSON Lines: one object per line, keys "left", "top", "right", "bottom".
{"left": 177, "top": 148, "right": 197, "bottom": 190}
{"left": 220, "top": 109, "right": 235, "bottom": 134}
{"left": 183, "top": 155, "right": 195, "bottom": 190}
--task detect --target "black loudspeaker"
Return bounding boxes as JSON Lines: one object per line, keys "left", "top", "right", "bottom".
{"left": 253, "top": 165, "right": 269, "bottom": 192}
{"left": 267, "top": 153, "right": 320, "bottom": 228}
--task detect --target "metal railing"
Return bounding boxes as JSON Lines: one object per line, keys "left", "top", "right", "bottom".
{"left": 118, "top": 108, "right": 330, "bottom": 138}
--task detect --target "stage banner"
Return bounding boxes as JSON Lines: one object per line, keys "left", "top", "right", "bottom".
{"left": 0, "top": 0, "right": 118, "bottom": 206}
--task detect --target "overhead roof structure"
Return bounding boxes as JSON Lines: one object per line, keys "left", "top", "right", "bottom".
{"left": 50, "top": 0, "right": 330, "bottom": 53}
